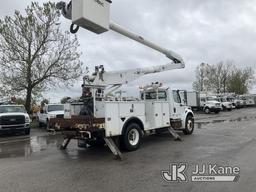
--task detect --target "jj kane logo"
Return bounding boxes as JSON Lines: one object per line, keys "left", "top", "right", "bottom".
{"left": 162, "top": 163, "right": 240, "bottom": 182}
{"left": 162, "top": 163, "right": 188, "bottom": 182}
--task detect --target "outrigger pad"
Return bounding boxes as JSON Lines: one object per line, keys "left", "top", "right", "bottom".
{"left": 60, "top": 137, "right": 73, "bottom": 150}
{"left": 104, "top": 137, "right": 123, "bottom": 160}
{"left": 168, "top": 127, "right": 182, "bottom": 141}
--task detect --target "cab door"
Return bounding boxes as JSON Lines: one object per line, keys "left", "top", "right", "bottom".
{"left": 170, "top": 90, "right": 185, "bottom": 119}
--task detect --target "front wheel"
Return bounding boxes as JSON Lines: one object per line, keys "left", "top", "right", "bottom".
{"left": 46, "top": 120, "right": 53, "bottom": 130}
{"left": 183, "top": 116, "right": 194, "bottom": 135}
{"left": 204, "top": 107, "right": 210, "bottom": 114}
{"left": 121, "top": 123, "right": 142, "bottom": 151}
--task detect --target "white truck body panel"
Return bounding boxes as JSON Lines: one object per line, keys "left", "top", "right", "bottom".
{"left": 145, "top": 101, "right": 170, "bottom": 129}
{"left": 186, "top": 91, "right": 200, "bottom": 108}
{"left": 105, "top": 102, "right": 146, "bottom": 137}
{"left": 95, "top": 101, "right": 105, "bottom": 118}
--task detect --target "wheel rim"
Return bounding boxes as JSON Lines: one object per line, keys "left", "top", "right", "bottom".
{"left": 187, "top": 119, "right": 193, "bottom": 131}
{"left": 205, "top": 108, "right": 209, "bottom": 113}
{"left": 128, "top": 128, "right": 139, "bottom": 146}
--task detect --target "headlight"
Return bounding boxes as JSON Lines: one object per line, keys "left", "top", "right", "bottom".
{"left": 25, "top": 116, "right": 30, "bottom": 123}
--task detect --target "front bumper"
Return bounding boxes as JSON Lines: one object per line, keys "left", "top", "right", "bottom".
{"left": 0, "top": 124, "right": 30, "bottom": 133}
{"left": 209, "top": 107, "right": 221, "bottom": 112}
{"left": 223, "top": 105, "right": 232, "bottom": 109}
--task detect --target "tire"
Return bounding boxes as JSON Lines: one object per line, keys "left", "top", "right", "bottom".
{"left": 204, "top": 107, "right": 210, "bottom": 114}
{"left": 222, "top": 105, "right": 226, "bottom": 111}
{"left": 24, "top": 128, "right": 30, "bottom": 135}
{"left": 46, "top": 120, "right": 52, "bottom": 130}
{"left": 214, "top": 110, "right": 220, "bottom": 114}
{"left": 183, "top": 116, "right": 194, "bottom": 135}
{"left": 39, "top": 122, "right": 44, "bottom": 128}
{"left": 121, "top": 123, "right": 142, "bottom": 151}
{"left": 227, "top": 108, "right": 232, "bottom": 111}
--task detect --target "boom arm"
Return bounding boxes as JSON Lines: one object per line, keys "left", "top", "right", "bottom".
{"left": 109, "top": 22, "right": 184, "bottom": 64}
{"left": 57, "top": 0, "right": 185, "bottom": 86}
{"left": 85, "top": 61, "right": 184, "bottom": 86}
{"left": 56, "top": 1, "right": 185, "bottom": 65}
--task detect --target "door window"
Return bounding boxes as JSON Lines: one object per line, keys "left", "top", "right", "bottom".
{"left": 172, "top": 91, "right": 181, "bottom": 103}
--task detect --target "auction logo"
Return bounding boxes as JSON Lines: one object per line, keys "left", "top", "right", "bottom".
{"left": 162, "top": 163, "right": 240, "bottom": 182}
{"left": 162, "top": 163, "right": 187, "bottom": 182}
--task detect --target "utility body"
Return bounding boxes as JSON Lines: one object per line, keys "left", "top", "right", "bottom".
{"left": 54, "top": 0, "right": 194, "bottom": 158}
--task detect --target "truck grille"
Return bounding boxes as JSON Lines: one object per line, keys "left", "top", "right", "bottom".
{"left": 0, "top": 115, "right": 25, "bottom": 125}
{"left": 56, "top": 114, "right": 64, "bottom": 118}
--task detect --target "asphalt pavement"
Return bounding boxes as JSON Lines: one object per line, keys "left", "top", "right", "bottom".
{"left": 0, "top": 107, "right": 256, "bottom": 192}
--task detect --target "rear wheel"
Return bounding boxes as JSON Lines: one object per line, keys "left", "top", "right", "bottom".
{"left": 183, "top": 116, "right": 194, "bottom": 135}
{"left": 39, "top": 122, "right": 44, "bottom": 128}
{"left": 121, "top": 123, "right": 142, "bottom": 151}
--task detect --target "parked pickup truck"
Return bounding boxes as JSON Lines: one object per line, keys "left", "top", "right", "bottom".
{"left": 37, "top": 104, "right": 64, "bottom": 129}
{"left": 0, "top": 105, "right": 30, "bottom": 135}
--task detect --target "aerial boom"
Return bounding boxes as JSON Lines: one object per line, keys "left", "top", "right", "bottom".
{"left": 109, "top": 22, "right": 184, "bottom": 64}
{"left": 56, "top": 0, "right": 185, "bottom": 65}
{"left": 89, "top": 62, "right": 184, "bottom": 86}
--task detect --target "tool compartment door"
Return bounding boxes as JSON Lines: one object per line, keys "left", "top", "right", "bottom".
{"left": 145, "top": 101, "right": 169, "bottom": 129}
{"left": 162, "top": 102, "right": 170, "bottom": 127}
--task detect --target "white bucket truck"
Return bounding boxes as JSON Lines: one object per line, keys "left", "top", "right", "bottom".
{"left": 55, "top": 0, "right": 194, "bottom": 159}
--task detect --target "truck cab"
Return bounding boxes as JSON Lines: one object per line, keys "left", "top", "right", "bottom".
{"left": 38, "top": 104, "right": 64, "bottom": 129}
{"left": 216, "top": 97, "right": 232, "bottom": 111}
{"left": 140, "top": 85, "right": 194, "bottom": 133}
{"left": 0, "top": 105, "right": 30, "bottom": 135}
{"left": 200, "top": 95, "right": 221, "bottom": 114}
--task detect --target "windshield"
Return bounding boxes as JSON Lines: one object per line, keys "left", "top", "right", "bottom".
{"left": 142, "top": 91, "right": 167, "bottom": 100}
{"left": 226, "top": 97, "right": 234, "bottom": 102}
{"left": 48, "top": 105, "right": 64, "bottom": 112}
{"left": 0, "top": 106, "right": 26, "bottom": 113}
{"left": 220, "top": 98, "right": 227, "bottom": 102}
{"left": 206, "top": 97, "right": 218, "bottom": 101}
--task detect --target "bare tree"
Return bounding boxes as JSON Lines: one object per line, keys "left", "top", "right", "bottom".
{"left": 193, "top": 61, "right": 255, "bottom": 94}
{"left": 0, "top": 2, "right": 83, "bottom": 112}
{"left": 192, "top": 63, "right": 210, "bottom": 92}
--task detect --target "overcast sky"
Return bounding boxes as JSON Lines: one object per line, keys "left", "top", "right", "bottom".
{"left": 1, "top": 0, "right": 256, "bottom": 102}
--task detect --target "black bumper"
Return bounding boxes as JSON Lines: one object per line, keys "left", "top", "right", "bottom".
{"left": 210, "top": 108, "right": 221, "bottom": 112}
{"left": 0, "top": 124, "right": 30, "bottom": 133}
